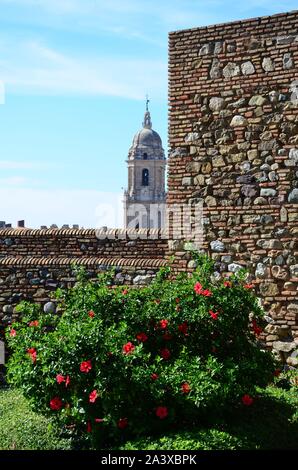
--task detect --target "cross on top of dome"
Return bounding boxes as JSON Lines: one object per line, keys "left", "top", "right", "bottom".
{"left": 143, "top": 95, "right": 152, "bottom": 129}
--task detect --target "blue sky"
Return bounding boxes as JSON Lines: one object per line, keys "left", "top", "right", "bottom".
{"left": 0, "top": 0, "right": 297, "bottom": 228}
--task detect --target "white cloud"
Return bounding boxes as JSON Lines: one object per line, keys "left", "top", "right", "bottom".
{"left": 0, "top": 40, "right": 167, "bottom": 99}
{"left": 0, "top": 188, "right": 124, "bottom": 228}
{"left": 0, "top": 176, "right": 27, "bottom": 185}
{"left": 0, "top": 0, "right": 84, "bottom": 13}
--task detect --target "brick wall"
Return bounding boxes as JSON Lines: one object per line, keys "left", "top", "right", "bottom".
{"left": 168, "top": 11, "right": 298, "bottom": 363}
{"left": 0, "top": 228, "right": 168, "bottom": 328}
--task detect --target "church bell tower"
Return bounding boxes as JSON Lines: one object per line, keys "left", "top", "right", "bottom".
{"left": 123, "top": 100, "right": 166, "bottom": 229}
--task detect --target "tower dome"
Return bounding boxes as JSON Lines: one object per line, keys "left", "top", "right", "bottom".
{"left": 128, "top": 104, "right": 165, "bottom": 160}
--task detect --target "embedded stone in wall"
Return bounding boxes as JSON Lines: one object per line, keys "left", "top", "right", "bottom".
{"left": 230, "top": 115, "right": 247, "bottom": 127}
{"left": 272, "top": 266, "right": 289, "bottom": 280}
{"left": 228, "top": 263, "right": 243, "bottom": 273}
{"left": 212, "top": 155, "right": 225, "bottom": 167}
{"left": 209, "top": 58, "right": 222, "bottom": 79}
{"left": 170, "top": 147, "right": 188, "bottom": 158}
{"left": 259, "top": 214, "right": 274, "bottom": 224}
{"left": 268, "top": 171, "right": 278, "bottom": 182}
{"left": 182, "top": 177, "right": 192, "bottom": 186}
{"left": 249, "top": 95, "right": 267, "bottom": 106}
{"left": 226, "top": 42, "right": 236, "bottom": 53}
{"left": 283, "top": 53, "right": 293, "bottom": 69}
{"left": 255, "top": 263, "right": 267, "bottom": 278}
{"left": 273, "top": 341, "right": 296, "bottom": 353}
{"left": 288, "top": 188, "right": 298, "bottom": 203}
{"left": 210, "top": 240, "right": 225, "bottom": 252}
{"left": 276, "top": 35, "right": 295, "bottom": 45}
{"left": 241, "top": 61, "right": 255, "bottom": 75}
{"left": 199, "top": 43, "right": 213, "bottom": 55}
{"left": 290, "top": 265, "right": 298, "bottom": 277}
{"left": 259, "top": 283, "right": 279, "bottom": 296}
{"left": 262, "top": 57, "right": 275, "bottom": 72}
{"left": 133, "top": 275, "right": 153, "bottom": 286}
{"left": 223, "top": 62, "right": 240, "bottom": 78}
{"left": 194, "top": 174, "right": 205, "bottom": 185}
{"left": 185, "top": 132, "right": 200, "bottom": 143}
{"left": 209, "top": 97, "right": 225, "bottom": 111}
{"left": 289, "top": 148, "right": 298, "bottom": 163}
{"left": 43, "top": 302, "right": 56, "bottom": 314}
{"left": 205, "top": 196, "right": 217, "bottom": 206}
{"left": 260, "top": 188, "right": 277, "bottom": 197}
{"left": 214, "top": 41, "right": 223, "bottom": 54}
{"left": 241, "top": 184, "right": 258, "bottom": 198}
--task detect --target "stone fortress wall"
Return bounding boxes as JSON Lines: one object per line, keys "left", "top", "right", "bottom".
{"left": 0, "top": 228, "right": 168, "bottom": 326}
{"left": 0, "top": 11, "right": 297, "bottom": 365}
{"left": 168, "top": 11, "right": 298, "bottom": 364}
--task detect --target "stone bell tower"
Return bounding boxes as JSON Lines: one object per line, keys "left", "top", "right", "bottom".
{"left": 124, "top": 100, "right": 167, "bottom": 229}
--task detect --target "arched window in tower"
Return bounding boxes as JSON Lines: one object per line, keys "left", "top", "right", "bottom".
{"left": 143, "top": 152, "right": 148, "bottom": 160}
{"left": 158, "top": 211, "right": 162, "bottom": 229}
{"left": 142, "top": 169, "right": 149, "bottom": 186}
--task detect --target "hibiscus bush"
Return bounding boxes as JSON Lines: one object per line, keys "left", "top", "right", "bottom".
{"left": 5, "top": 255, "right": 276, "bottom": 448}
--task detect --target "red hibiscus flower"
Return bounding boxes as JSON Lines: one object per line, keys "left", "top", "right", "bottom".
{"left": 175, "top": 298, "right": 180, "bottom": 304}
{"left": 80, "top": 360, "right": 92, "bottom": 373}
{"left": 86, "top": 421, "right": 92, "bottom": 433}
{"left": 29, "top": 320, "right": 39, "bottom": 327}
{"left": 209, "top": 310, "right": 219, "bottom": 320}
{"left": 118, "top": 418, "right": 128, "bottom": 429}
{"left": 10, "top": 329, "right": 17, "bottom": 337}
{"left": 27, "top": 348, "right": 37, "bottom": 363}
{"left": 95, "top": 418, "right": 105, "bottom": 423}
{"left": 123, "top": 289, "right": 129, "bottom": 295}
{"left": 252, "top": 320, "right": 262, "bottom": 336}
{"left": 194, "top": 283, "right": 212, "bottom": 296}
{"left": 178, "top": 322, "right": 188, "bottom": 335}
{"left": 254, "top": 326, "right": 262, "bottom": 335}
{"left": 160, "top": 348, "right": 171, "bottom": 360}
{"left": 194, "top": 282, "right": 203, "bottom": 294}
{"left": 163, "top": 333, "right": 173, "bottom": 341}
{"left": 242, "top": 394, "right": 254, "bottom": 406}
{"left": 89, "top": 389, "right": 98, "bottom": 403}
{"left": 181, "top": 382, "right": 191, "bottom": 394}
{"left": 65, "top": 375, "right": 70, "bottom": 387}
{"left": 244, "top": 284, "right": 253, "bottom": 289}
{"left": 224, "top": 280, "right": 232, "bottom": 288}
{"left": 156, "top": 406, "right": 168, "bottom": 419}
{"left": 49, "top": 397, "right": 63, "bottom": 410}
{"left": 202, "top": 289, "right": 212, "bottom": 297}
{"left": 159, "top": 319, "right": 168, "bottom": 329}
{"left": 136, "top": 332, "right": 148, "bottom": 343}
{"left": 56, "top": 374, "right": 65, "bottom": 384}
{"left": 151, "top": 373, "right": 159, "bottom": 381}
{"left": 88, "top": 310, "right": 95, "bottom": 318}
{"left": 122, "top": 342, "right": 135, "bottom": 355}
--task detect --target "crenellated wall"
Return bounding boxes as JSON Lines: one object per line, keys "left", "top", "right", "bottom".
{"left": 168, "top": 11, "right": 298, "bottom": 364}
{"left": 0, "top": 228, "right": 168, "bottom": 329}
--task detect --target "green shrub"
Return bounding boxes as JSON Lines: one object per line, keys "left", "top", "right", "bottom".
{"left": 6, "top": 255, "right": 276, "bottom": 448}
